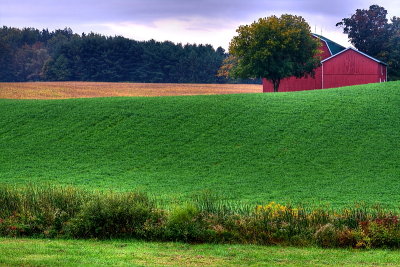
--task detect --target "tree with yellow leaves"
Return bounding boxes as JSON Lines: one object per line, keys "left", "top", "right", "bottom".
{"left": 228, "top": 14, "right": 321, "bottom": 92}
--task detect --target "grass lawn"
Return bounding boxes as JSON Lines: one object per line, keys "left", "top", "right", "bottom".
{"left": 1, "top": 238, "right": 400, "bottom": 266}
{"left": 1, "top": 81, "right": 400, "bottom": 208}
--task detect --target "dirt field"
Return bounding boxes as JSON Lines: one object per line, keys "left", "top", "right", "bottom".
{"left": 0, "top": 82, "right": 262, "bottom": 99}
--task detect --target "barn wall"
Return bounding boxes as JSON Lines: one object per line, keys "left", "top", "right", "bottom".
{"left": 322, "top": 74, "right": 380, "bottom": 89}
{"left": 323, "top": 49, "right": 384, "bottom": 89}
{"left": 263, "top": 67, "right": 322, "bottom": 92}
{"left": 379, "top": 64, "right": 387, "bottom": 82}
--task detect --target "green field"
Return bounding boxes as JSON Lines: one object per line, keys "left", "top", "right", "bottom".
{"left": 2, "top": 238, "right": 400, "bottom": 266}
{"left": 1, "top": 82, "right": 400, "bottom": 207}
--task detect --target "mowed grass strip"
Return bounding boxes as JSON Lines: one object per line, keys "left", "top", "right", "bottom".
{"left": 0, "top": 82, "right": 261, "bottom": 99}
{"left": 1, "top": 238, "right": 400, "bottom": 266}
{"left": 0, "top": 82, "right": 399, "bottom": 207}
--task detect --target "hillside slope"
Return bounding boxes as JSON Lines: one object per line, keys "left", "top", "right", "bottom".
{"left": 1, "top": 82, "right": 399, "bottom": 207}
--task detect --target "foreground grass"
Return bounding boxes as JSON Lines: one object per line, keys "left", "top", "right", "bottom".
{"left": 1, "top": 238, "right": 400, "bottom": 266}
{"left": 1, "top": 82, "right": 400, "bottom": 207}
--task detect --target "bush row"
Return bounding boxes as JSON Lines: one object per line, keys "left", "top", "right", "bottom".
{"left": 1, "top": 185, "right": 400, "bottom": 248}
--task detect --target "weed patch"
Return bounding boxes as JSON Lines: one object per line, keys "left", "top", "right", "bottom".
{"left": 2, "top": 185, "right": 400, "bottom": 249}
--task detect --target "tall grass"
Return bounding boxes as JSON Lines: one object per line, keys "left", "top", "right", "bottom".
{"left": 1, "top": 185, "right": 400, "bottom": 248}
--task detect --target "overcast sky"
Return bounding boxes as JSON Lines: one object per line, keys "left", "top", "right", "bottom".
{"left": 0, "top": 0, "right": 399, "bottom": 50}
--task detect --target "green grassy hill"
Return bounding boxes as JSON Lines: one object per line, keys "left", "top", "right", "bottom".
{"left": 1, "top": 82, "right": 399, "bottom": 207}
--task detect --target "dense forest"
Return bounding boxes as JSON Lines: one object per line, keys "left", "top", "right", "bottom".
{"left": 0, "top": 26, "right": 258, "bottom": 83}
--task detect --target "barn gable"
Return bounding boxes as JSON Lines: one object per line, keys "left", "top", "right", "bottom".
{"left": 321, "top": 47, "right": 387, "bottom": 65}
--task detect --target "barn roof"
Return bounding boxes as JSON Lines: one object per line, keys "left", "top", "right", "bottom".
{"left": 321, "top": 47, "right": 388, "bottom": 65}
{"left": 312, "top": 34, "right": 346, "bottom": 56}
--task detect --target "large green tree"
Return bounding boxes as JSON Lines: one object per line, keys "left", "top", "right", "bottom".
{"left": 382, "top": 17, "right": 400, "bottom": 80}
{"left": 228, "top": 14, "right": 321, "bottom": 92}
{"left": 336, "top": 5, "right": 389, "bottom": 58}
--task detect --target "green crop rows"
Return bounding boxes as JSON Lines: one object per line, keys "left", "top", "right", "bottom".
{"left": 1, "top": 82, "right": 399, "bottom": 208}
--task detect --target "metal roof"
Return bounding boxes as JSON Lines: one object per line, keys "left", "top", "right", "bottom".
{"left": 312, "top": 34, "right": 346, "bottom": 56}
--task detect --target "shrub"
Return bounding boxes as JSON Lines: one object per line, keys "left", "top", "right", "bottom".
{"left": 337, "top": 227, "right": 357, "bottom": 248}
{"left": 65, "top": 192, "right": 163, "bottom": 239}
{"left": 165, "top": 203, "right": 209, "bottom": 242}
{"left": 0, "top": 185, "right": 85, "bottom": 237}
{"left": 355, "top": 216, "right": 400, "bottom": 248}
{"left": 314, "top": 223, "right": 339, "bottom": 248}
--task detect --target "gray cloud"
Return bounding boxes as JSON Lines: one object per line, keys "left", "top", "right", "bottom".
{"left": 0, "top": 0, "right": 397, "bottom": 49}
{"left": 0, "top": 0, "right": 368, "bottom": 25}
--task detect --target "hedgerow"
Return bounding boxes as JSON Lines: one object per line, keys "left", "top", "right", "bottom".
{"left": 1, "top": 185, "right": 400, "bottom": 248}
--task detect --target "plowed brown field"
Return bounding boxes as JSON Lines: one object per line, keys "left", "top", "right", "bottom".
{"left": 0, "top": 82, "right": 261, "bottom": 99}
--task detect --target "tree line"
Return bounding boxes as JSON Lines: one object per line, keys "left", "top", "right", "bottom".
{"left": 0, "top": 26, "right": 258, "bottom": 83}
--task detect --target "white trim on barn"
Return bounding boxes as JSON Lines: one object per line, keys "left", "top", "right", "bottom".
{"left": 321, "top": 62, "right": 324, "bottom": 89}
{"left": 312, "top": 34, "right": 333, "bottom": 56}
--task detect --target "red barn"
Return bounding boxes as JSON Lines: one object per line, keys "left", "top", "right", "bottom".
{"left": 263, "top": 34, "right": 387, "bottom": 92}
